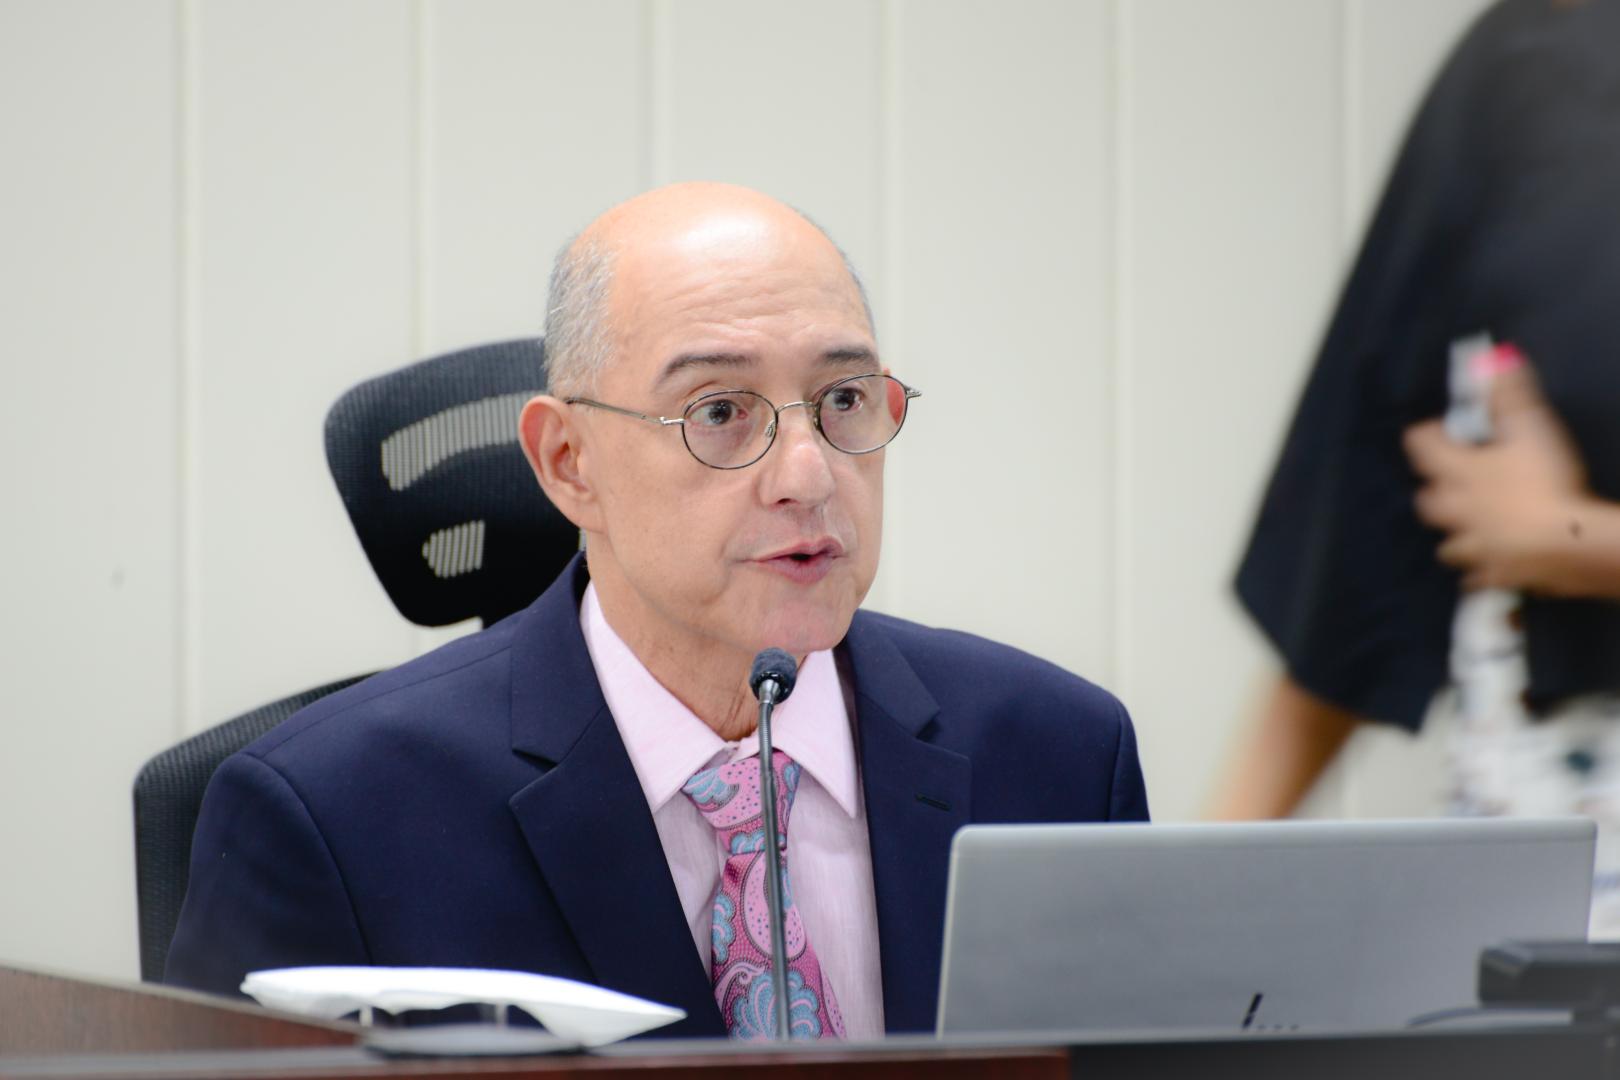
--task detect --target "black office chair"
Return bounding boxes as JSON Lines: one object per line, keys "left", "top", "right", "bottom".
{"left": 132, "top": 337, "right": 581, "bottom": 982}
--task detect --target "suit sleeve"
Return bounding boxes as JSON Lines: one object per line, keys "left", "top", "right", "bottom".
{"left": 1105, "top": 698, "right": 1150, "bottom": 822}
{"left": 165, "top": 752, "right": 369, "bottom": 996}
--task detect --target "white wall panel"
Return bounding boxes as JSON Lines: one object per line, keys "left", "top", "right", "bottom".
{"left": 424, "top": 0, "right": 648, "bottom": 356}
{"left": 1120, "top": 0, "right": 1343, "bottom": 821}
{"left": 659, "top": 0, "right": 883, "bottom": 275}
{"left": 191, "top": 0, "right": 418, "bottom": 727}
{"left": 0, "top": 0, "right": 178, "bottom": 979}
{"left": 887, "top": 0, "right": 1112, "bottom": 681}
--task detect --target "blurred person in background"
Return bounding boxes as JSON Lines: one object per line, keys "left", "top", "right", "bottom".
{"left": 1210, "top": 0, "right": 1620, "bottom": 921}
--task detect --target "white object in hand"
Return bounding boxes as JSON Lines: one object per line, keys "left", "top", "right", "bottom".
{"left": 1444, "top": 333, "right": 1531, "bottom": 814}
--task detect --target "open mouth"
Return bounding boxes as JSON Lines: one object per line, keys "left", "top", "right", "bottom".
{"left": 755, "top": 540, "right": 844, "bottom": 583}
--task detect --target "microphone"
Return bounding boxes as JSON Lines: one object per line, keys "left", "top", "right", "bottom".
{"left": 749, "top": 647, "right": 798, "bottom": 1040}
{"left": 750, "top": 647, "right": 798, "bottom": 707}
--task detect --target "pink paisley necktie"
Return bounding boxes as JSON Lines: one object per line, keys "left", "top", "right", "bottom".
{"left": 680, "top": 749, "right": 846, "bottom": 1040}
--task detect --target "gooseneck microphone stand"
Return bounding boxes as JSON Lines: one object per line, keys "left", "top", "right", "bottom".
{"left": 749, "top": 648, "right": 798, "bottom": 1042}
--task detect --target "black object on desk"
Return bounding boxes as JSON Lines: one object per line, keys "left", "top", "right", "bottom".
{"left": 1481, "top": 941, "right": 1620, "bottom": 1019}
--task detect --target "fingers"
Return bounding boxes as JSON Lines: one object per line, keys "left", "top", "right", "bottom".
{"left": 1487, "top": 359, "right": 1548, "bottom": 436}
{"left": 1490, "top": 362, "right": 1587, "bottom": 498}
{"left": 1436, "top": 532, "right": 1480, "bottom": 569}
{"left": 1402, "top": 419, "right": 1461, "bottom": 479}
{"left": 1407, "top": 420, "right": 1475, "bottom": 530}
{"left": 1414, "top": 483, "right": 1459, "bottom": 529}
{"left": 1439, "top": 532, "right": 1502, "bottom": 592}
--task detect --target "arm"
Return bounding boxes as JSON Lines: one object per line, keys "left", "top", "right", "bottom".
{"left": 1537, "top": 500, "right": 1620, "bottom": 600}
{"left": 1206, "top": 675, "right": 1362, "bottom": 820}
{"left": 165, "top": 753, "right": 369, "bottom": 996}
{"left": 1106, "top": 697, "right": 1151, "bottom": 823}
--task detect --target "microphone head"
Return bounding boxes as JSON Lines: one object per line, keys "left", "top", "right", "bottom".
{"left": 749, "top": 648, "right": 799, "bottom": 704}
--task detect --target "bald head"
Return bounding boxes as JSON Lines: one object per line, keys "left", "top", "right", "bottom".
{"left": 542, "top": 183, "right": 873, "bottom": 398}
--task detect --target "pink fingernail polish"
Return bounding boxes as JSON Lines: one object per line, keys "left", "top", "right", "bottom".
{"left": 1486, "top": 343, "right": 1527, "bottom": 374}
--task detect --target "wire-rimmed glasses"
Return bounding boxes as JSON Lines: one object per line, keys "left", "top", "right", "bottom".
{"left": 565, "top": 373, "right": 921, "bottom": 470}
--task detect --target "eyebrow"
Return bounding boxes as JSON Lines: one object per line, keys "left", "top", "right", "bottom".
{"left": 655, "top": 352, "right": 753, "bottom": 389}
{"left": 821, "top": 346, "right": 880, "bottom": 371}
{"left": 654, "top": 346, "right": 880, "bottom": 390}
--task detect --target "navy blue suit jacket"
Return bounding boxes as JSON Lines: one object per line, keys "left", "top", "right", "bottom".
{"left": 166, "top": 557, "right": 1149, "bottom": 1036}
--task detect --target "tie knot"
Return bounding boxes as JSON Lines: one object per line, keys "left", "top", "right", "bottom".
{"left": 681, "top": 749, "right": 802, "bottom": 849}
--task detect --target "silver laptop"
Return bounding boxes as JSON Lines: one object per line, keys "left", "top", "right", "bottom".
{"left": 936, "top": 818, "right": 1594, "bottom": 1036}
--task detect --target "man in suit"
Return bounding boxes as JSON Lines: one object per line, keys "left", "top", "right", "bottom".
{"left": 165, "top": 182, "right": 1149, "bottom": 1038}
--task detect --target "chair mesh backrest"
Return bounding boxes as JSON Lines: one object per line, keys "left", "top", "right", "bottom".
{"left": 324, "top": 337, "right": 580, "bottom": 627}
{"left": 134, "top": 337, "right": 582, "bottom": 981}
{"left": 132, "top": 675, "right": 369, "bottom": 982}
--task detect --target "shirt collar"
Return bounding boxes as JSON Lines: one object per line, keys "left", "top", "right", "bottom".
{"left": 578, "top": 582, "right": 859, "bottom": 818}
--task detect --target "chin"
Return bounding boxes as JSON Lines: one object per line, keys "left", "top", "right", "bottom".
{"left": 751, "top": 599, "right": 857, "bottom": 657}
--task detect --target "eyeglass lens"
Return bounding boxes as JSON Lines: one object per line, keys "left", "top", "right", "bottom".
{"left": 680, "top": 373, "right": 910, "bottom": 469}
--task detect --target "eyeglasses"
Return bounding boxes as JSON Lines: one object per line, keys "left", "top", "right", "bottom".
{"left": 566, "top": 372, "right": 921, "bottom": 470}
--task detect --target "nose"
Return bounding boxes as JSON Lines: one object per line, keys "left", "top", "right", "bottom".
{"left": 759, "top": 402, "right": 836, "bottom": 507}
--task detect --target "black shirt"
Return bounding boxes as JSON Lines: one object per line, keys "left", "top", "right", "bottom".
{"left": 1236, "top": 0, "right": 1620, "bottom": 731}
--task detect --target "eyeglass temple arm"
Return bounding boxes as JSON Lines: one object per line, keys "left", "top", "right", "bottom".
{"left": 564, "top": 398, "right": 685, "bottom": 426}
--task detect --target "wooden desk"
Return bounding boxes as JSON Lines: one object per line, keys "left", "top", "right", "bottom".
{"left": 0, "top": 965, "right": 1063, "bottom": 1079}
{"left": 0, "top": 964, "right": 356, "bottom": 1055}
{"left": 3, "top": 964, "right": 1614, "bottom": 1080}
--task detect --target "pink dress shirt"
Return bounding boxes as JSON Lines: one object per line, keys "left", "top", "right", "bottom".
{"left": 578, "top": 584, "right": 885, "bottom": 1038}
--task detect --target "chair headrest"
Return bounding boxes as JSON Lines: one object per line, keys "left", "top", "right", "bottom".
{"left": 324, "top": 338, "right": 579, "bottom": 628}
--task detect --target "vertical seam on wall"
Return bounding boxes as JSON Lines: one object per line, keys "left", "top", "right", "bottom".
{"left": 647, "top": 0, "right": 673, "bottom": 186}
{"left": 1105, "top": 0, "right": 1134, "bottom": 696}
{"left": 878, "top": 0, "right": 903, "bottom": 613}
{"left": 411, "top": 0, "right": 431, "bottom": 359}
{"left": 637, "top": 0, "right": 653, "bottom": 189}
{"left": 409, "top": 0, "right": 435, "bottom": 659}
{"left": 176, "top": 0, "right": 199, "bottom": 738}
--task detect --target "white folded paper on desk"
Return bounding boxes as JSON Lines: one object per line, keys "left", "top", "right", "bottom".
{"left": 241, "top": 966, "right": 685, "bottom": 1046}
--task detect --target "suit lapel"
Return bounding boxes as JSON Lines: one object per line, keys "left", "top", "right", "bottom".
{"left": 844, "top": 614, "right": 972, "bottom": 1035}
{"left": 505, "top": 557, "right": 723, "bottom": 1038}
{"left": 499, "top": 563, "right": 968, "bottom": 1037}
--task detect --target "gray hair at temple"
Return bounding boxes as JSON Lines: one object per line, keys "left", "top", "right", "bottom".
{"left": 541, "top": 212, "right": 876, "bottom": 400}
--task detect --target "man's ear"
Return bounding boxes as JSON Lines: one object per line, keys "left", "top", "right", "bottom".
{"left": 519, "top": 395, "right": 604, "bottom": 533}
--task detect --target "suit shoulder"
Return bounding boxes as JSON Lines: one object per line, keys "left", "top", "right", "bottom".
{"left": 851, "top": 609, "right": 1147, "bottom": 821}
{"left": 244, "top": 616, "right": 521, "bottom": 761}
{"left": 850, "top": 609, "right": 1125, "bottom": 725}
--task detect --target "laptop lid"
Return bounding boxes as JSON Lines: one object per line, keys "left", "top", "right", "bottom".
{"left": 936, "top": 818, "right": 1594, "bottom": 1036}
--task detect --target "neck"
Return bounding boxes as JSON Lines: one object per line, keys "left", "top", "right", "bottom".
{"left": 587, "top": 555, "right": 769, "bottom": 741}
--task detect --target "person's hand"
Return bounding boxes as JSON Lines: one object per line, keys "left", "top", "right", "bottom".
{"left": 1403, "top": 360, "right": 1594, "bottom": 594}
